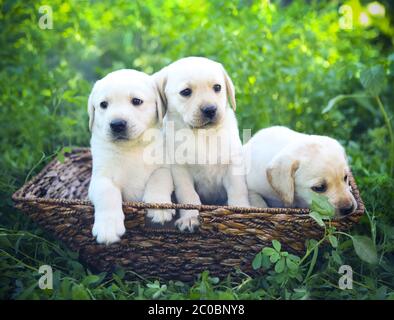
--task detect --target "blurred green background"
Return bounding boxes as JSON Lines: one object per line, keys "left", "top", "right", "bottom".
{"left": 0, "top": 0, "right": 393, "bottom": 299}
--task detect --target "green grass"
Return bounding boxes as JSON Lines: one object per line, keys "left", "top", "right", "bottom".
{"left": 0, "top": 0, "right": 393, "bottom": 299}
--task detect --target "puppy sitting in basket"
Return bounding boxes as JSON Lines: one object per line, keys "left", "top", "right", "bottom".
{"left": 243, "top": 126, "right": 357, "bottom": 216}
{"left": 154, "top": 57, "right": 250, "bottom": 232}
{"left": 87, "top": 69, "right": 175, "bottom": 244}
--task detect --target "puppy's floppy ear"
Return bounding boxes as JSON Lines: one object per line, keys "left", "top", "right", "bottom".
{"left": 152, "top": 67, "right": 168, "bottom": 123}
{"left": 222, "top": 65, "right": 236, "bottom": 111}
{"left": 87, "top": 88, "right": 95, "bottom": 132}
{"left": 87, "top": 80, "right": 102, "bottom": 131}
{"left": 266, "top": 152, "right": 300, "bottom": 207}
{"left": 155, "top": 92, "right": 165, "bottom": 124}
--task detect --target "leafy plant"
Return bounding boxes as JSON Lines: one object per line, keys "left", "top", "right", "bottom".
{"left": 251, "top": 194, "right": 381, "bottom": 299}
{"left": 324, "top": 64, "right": 394, "bottom": 175}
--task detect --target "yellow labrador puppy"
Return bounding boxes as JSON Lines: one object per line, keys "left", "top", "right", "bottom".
{"left": 243, "top": 126, "right": 357, "bottom": 216}
{"left": 88, "top": 69, "right": 174, "bottom": 244}
{"left": 154, "top": 57, "right": 250, "bottom": 232}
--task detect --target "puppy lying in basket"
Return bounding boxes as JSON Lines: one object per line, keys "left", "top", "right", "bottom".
{"left": 87, "top": 69, "right": 175, "bottom": 244}
{"left": 243, "top": 126, "right": 357, "bottom": 216}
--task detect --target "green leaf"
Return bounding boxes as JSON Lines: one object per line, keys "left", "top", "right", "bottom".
{"left": 262, "top": 247, "right": 276, "bottom": 256}
{"left": 82, "top": 275, "right": 100, "bottom": 286}
{"left": 147, "top": 281, "right": 160, "bottom": 289}
{"left": 323, "top": 93, "right": 372, "bottom": 114}
{"left": 309, "top": 211, "right": 325, "bottom": 227}
{"left": 62, "top": 146, "right": 72, "bottom": 154}
{"left": 286, "top": 257, "right": 298, "bottom": 271}
{"left": 331, "top": 250, "right": 343, "bottom": 265}
{"left": 262, "top": 254, "right": 272, "bottom": 269}
{"left": 388, "top": 293, "right": 394, "bottom": 300}
{"left": 360, "top": 65, "right": 386, "bottom": 96}
{"left": 60, "top": 278, "right": 72, "bottom": 298}
{"left": 352, "top": 235, "right": 378, "bottom": 264}
{"left": 375, "top": 286, "right": 387, "bottom": 300}
{"left": 152, "top": 287, "right": 165, "bottom": 299}
{"left": 272, "top": 240, "right": 281, "bottom": 252}
{"left": 292, "top": 288, "right": 309, "bottom": 300}
{"left": 311, "top": 193, "right": 335, "bottom": 217}
{"left": 252, "top": 252, "right": 262, "bottom": 270}
{"left": 305, "top": 244, "right": 319, "bottom": 280}
{"left": 288, "top": 254, "right": 301, "bottom": 263}
{"left": 57, "top": 152, "right": 65, "bottom": 163}
{"left": 71, "top": 284, "right": 90, "bottom": 300}
{"left": 57, "top": 146, "right": 72, "bottom": 163}
{"left": 209, "top": 277, "right": 219, "bottom": 284}
{"left": 275, "top": 257, "right": 285, "bottom": 273}
{"left": 323, "top": 94, "right": 346, "bottom": 114}
{"left": 270, "top": 252, "right": 281, "bottom": 263}
{"left": 328, "top": 235, "right": 338, "bottom": 248}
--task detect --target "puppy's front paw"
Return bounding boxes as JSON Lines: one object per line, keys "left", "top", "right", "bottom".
{"left": 92, "top": 213, "right": 125, "bottom": 245}
{"left": 147, "top": 208, "right": 176, "bottom": 225}
{"left": 175, "top": 210, "right": 200, "bottom": 232}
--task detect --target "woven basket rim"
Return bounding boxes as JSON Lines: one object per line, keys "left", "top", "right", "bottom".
{"left": 11, "top": 147, "right": 365, "bottom": 217}
{"left": 10, "top": 147, "right": 366, "bottom": 281}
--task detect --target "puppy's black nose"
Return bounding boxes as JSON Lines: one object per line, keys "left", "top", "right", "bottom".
{"left": 201, "top": 105, "right": 217, "bottom": 119}
{"left": 339, "top": 204, "right": 354, "bottom": 216}
{"left": 110, "top": 119, "right": 127, "bottom": 133}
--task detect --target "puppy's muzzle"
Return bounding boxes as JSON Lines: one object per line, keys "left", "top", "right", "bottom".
{"left": 339, "top": 203, "right": 355, "bottom": 216}
{"left": 110, "top": 119, "right": 127, "bottom": 137}
{"left": 201, "top": 105, "right": 217, "bottom": 120}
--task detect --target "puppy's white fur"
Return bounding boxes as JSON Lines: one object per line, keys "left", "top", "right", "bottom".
{"left": 154, "top": 57, "right": 250, "bottom": 232}
{"left": 243, "top": 126, "right": 357, "bottom": 215}
{"left": 88, "top": 69, "right": 174, "bottom": 244}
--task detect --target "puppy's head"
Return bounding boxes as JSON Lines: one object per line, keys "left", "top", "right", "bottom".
{"left": 266, "top": 137, "right": 357, "bottom": 216}
{"left": 88, "top": 69, "right": 164, "bottom": 142}
{"left": 153, "top": 57, "right": 236, "bottom": 128}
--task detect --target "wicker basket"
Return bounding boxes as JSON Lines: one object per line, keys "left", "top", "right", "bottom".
{"left": 12, "top": 148, "right": 364, "bottom": 281}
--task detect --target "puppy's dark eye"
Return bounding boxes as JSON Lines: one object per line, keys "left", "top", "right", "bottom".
{"left": 311, "top": 183, "right": 327, "bottom": 193}
{"left": 213, "top": 84, "right": 221, "bottom": 92}
{"left": 100, "top": 101, "right": 108, "bottom": 109}
{"left": 344, "top": 174, "right": 348, "bottom": 182}
{"left": 180, "top": 88, "right": 192, "bottom": 97}
{"left": 131, "top": 98, "right": 143, "bottom": 106}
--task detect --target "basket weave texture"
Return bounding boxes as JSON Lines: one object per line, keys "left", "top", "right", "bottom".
{"left": 12, "top": 148, "right": 365, "bottom": 281}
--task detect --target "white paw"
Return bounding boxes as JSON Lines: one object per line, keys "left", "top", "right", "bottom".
{"left": 92, "top": 213, "right": 125, "bottom": 245}
{"left": 147, "top": 208, "right": 176, "bottom": 225}
{"left": 175, "top": 210, "right": 200, "bottom": 232}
